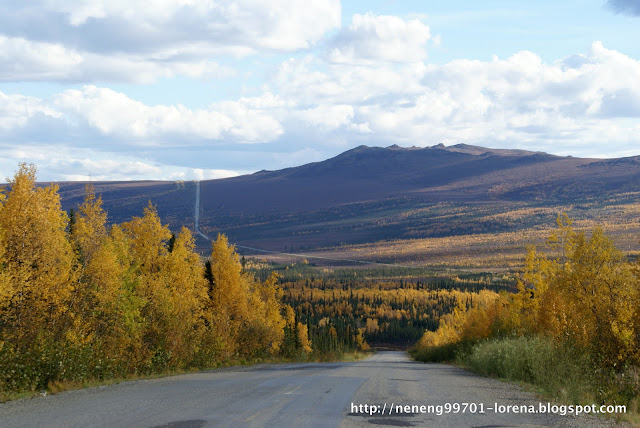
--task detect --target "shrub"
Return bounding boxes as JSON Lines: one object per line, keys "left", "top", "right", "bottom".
{"left": 462, "top": 336, "right": 595, "bottom": 403}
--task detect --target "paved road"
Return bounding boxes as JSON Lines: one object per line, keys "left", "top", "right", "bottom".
{"left": 0, "top": 352, "right": 624, "bottom": 427}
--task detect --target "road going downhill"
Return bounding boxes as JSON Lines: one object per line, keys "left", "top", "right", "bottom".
{"left": 0, "top": 351, "right": 623, "bottom": 428}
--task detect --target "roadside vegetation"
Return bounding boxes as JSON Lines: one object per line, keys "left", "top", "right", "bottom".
{"left": 0, "top": 164, "right": 355, "bottom": 401}
{"left": 411, "top": 214, "right": 640, "bottom": 421}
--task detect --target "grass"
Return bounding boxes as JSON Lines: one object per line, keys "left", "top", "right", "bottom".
{"left": 460, "top": 337, "right": 596, "bottom": 404}
{"left": 412, "top": 336, "right": 639, "bottom": 426}
{"left": 0, "top": 350, "right": 374, "bottom": 403}
{"left": 0, "top": 368, "right": 199, "bottom": 403}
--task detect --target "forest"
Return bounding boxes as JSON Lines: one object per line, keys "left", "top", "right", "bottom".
{"left": 0, "top": 165, "right": 313, "bottom": 397}
{"left": 270, "top": 273, "right": 510, "bottom": 350}
{"left": 245, "top": 260, "right": 512, "bottom": 351}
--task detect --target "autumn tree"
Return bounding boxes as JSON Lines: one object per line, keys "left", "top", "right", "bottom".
{"left": 554, "top": 227, "right": 637, "bottom": 365}
{"left": 0, "top": 164, "right": 77, "bottom": 389}
{"left": 207, "top": 234, "right": 251, "bottom": 358}
{"left": 67, "top": 186, "right": 109, "bottom": 350}
{"left": 71, "top": 188, "right": 145, "bottom": 374}
{"left": 0, "top": 164, "right": 75, "bottom": 348}
{"left": 0, "top": 164, "right": 294, "bottom": 393}
{"left": 72, "top": 185, "right": 108, "bottom": 264}
{"left": 243, "top": 272, "right": 287, "bottom": 356}
{"left": 415, "top": 214, "right": 640, "bottom": 370}
{"left": 297, "top": 322, "right": 313, "bottom": 354}
{"left": 158, "top": 227, "right": 208, "bottom": 366}
{"left": 121, "top": 202, "right": 174, "bottom": 369}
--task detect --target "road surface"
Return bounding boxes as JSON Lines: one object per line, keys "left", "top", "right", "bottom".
{"left": 0, "top": 352, "right": 625, "bottom": 427}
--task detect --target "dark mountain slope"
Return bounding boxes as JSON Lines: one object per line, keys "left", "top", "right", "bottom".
{"left": 191, "top": 144, "right": 640, "bottom": 249}
{"left": 46, "top": 144, "right": 640, "bottom": 251}
{"left": 198, "top": 144, "right": 567, "bottom": 214}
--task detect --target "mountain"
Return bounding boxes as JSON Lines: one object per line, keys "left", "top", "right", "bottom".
{"left": 51, "top": 143, "right": 640, "bottom": 253}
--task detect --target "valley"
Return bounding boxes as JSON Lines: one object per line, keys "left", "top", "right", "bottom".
{"left": 50, "top": 143, "right": 640, "bottom": 272}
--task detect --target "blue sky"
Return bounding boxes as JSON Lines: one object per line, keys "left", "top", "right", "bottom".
{"left": 1, "top": 0, "right": 639, "bottom": 181}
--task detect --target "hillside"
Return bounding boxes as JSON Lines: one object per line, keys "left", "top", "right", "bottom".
{"left": 48, "top": 143, "right": 640, "bottom": 265}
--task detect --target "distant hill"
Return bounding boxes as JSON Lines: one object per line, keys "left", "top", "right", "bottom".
{"left": 49, "top": 144, "right": 640, "bottom": 254}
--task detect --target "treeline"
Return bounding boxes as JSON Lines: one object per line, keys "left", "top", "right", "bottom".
{"left": 281, "top": 278, "right": 499, "bottom": 350}
{"left": 0, "top": 165, "right": 311, "bottom": 395}
{"left": 412, "top": 214, "right": 640, "bottom": 409}
{"left": 251, "top": 259, "right": 514, "bottom": 292}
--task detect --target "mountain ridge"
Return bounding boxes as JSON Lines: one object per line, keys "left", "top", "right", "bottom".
{"left": 39, "top": 143, "right": 640, "bottom": 253}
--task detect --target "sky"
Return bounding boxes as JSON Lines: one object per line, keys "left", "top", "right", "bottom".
{"left": 1, "top": 0, "right": 640, "bottom": 182}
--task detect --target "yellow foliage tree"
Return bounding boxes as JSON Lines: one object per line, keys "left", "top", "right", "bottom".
{"left": 102, "top": 224, "right": 147, "bottom": 371}
{"left": 248, "top": 272, "right": 287, "bottom": 355}
{"left": 415, "top": 214, "right": 640, "bottom": 369}
{"left": 515, "top": 216, "right": 639, "bottom": 366}
{"left": 208, "top": 234, "right": 251, "bottom": 358}
{"left": 73, "top": 185, "right": 108, "bottom": 264}
{"left": 0, "top": 164, "right": 75, "bottom": 347}
{"left": 0, "top": 164, "right": 292, "bottom": 392}
{"left": 159, "top": 227, "right": 208, "bottom": 366}
{"left": 555, "top": 227, "right": 636, "bottom": 365}
{"left": 122, "top": 202, "right": 173, "bottom": 369}
{"left": 297, "top": 322, "right": 313, "bottom": 354}
{"left": 68, "top": 185, "right": 109, "bottom": 348}
{"left": 67, "top": 187, "right": 147, "bottom": 373}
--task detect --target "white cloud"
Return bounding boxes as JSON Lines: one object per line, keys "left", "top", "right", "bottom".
{"left": 273, "top": 55, "right": 427, "bottom": 106}
{"left": 0, "top": 35, "right": 236, "bottom": 83}
{"left": 0, "top": 0, "right": 341, "bottom": 83}
{"left": 0, "top": 91, "right": 61, "bottom": 130}
{"left": 1, "top": 86, "right": 283, "bottom": 146}
{"left": 53, "top": 86, "right": 283, "bottom": 143}
{"left": 0, "top": 144, "right": 243, "bottom": 182}
{"left": 328, "top": 13, "right": 431, "bottom": 64}
{"left": 4, "top": 41, "right": 639, "bottom": 156}
{"left": 293, "top": 104, "right": 354, "bottom": 130}
{"left": 56, "top": 159, "right": 240, "bottom": 181}
{"left": 53, "top": 86, "right": 233, "bottom": 140}
{"left": 41, "top": 0, "right": 340, "bottom": 50}
{"left": 46, "top": 0, "right": 172, "bottom": 26}
{"left": 212, "top": 98, "right": 284, "bottom": 143}
{"left": 268, "top": 41, "right": 640, "bottom": 155}
{"left": 0, "top": 36, "right": 82, "bottom": 81}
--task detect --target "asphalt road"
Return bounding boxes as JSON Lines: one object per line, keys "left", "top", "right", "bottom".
{"left": 0, "top": 351, "right": 625, "bottom": 427}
